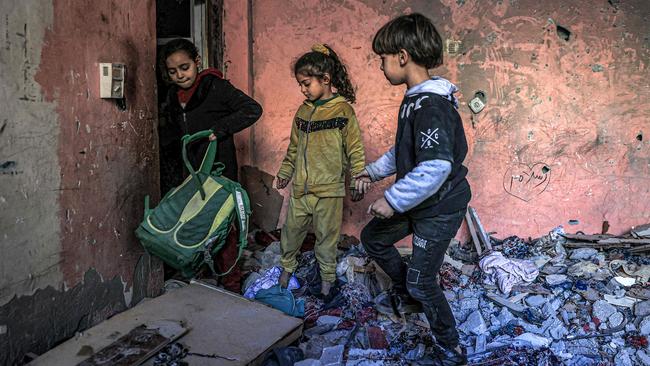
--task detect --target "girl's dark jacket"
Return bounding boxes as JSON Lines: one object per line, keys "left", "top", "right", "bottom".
{"left": 162, "top": 71, "right": 262, "bottom": 181}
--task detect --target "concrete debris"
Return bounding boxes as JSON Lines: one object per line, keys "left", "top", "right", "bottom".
{"left": 638, "top": 350, "right": 650, "bottom": 366}
{"left": 545, "top": 274, "right": 568, "bottom": 286}
{"left": 636, "top": 300, "right": 650, "bottom": 317}
{"left": 514, "top": 332, "right": 552, "bottom": 348}
{"left": 525, "top": 294, "right": 547, "bottom": 308}
{"left": 614, "top": 276, "right": 636, "bottom": 287}
{"left": 458, "top": 310, "right": 487, "bottom": 336}
{"left": 320, "top": 345, "right": 344, "bottom": 366}
{"left": 569, "top": 248, "right": 598, "bottom": 260}
{"left": 614, "top": 349, "right": 634, "bottom": 366}
{"left": 640, "top": 317, "right": 650, "bottom": 336}
{"left": 603, "top": 293, "right": 640, "bottom": 308}
{"left": 241, "top": 222, "right": 650, "bottom": 365}
{"left": 592, "top": 300, "right": 617, "bottom": 323}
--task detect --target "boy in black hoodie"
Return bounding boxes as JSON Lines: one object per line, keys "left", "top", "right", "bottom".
{"left": 354, "top": 14, "right": 471, "bottom": 366}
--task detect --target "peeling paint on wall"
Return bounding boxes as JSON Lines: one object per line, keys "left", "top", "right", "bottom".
{"left": 0, "top": 269, "right": 128, "bottom": 365}
{"left": 34, "top": 0, "right": 161, "bottom": 288}
{"left": 0, "top": 0, "right": 163, "bottom": 363}
{"left": 0, "top": 0, "right": 63, "bottom": 307}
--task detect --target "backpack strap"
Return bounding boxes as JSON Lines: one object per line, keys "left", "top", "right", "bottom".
{"left": 181, "top": 129, "right": 217, "bottom": 200}
{"left": 201, "top": 186, "right": 251, "bottom": 277}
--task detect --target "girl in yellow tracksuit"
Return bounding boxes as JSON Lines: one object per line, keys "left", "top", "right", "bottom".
{"left": 276, "top": 44, "right": 366, "bottom": 297}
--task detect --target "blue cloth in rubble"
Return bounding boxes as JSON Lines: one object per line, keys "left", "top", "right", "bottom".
{"left": 255, "top": 285, "right": 305, "bottom": 317}
{"left": 244, "top": 266, "right": 300, "bottom": 299}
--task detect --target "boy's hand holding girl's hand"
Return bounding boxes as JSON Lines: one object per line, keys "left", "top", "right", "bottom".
{"left": 353, "top": 169, "right": 372, "bottom": 195}
{"left": 354, "top": 168, "right": 394, "bottom": 218}
{"left": 276, "top": 176, "right": 290, "bottom": 189}
{"left": 352, "top": 169, "right": 393, "bottom": 218}
{"left": 368, "top": 197, "right": 394, "bottom": 219}
{"left": 350, "top": 168, "right": 372, "bottom": 202}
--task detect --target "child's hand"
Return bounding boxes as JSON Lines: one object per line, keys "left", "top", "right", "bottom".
{"left": 353, "top": 169, "right": 372, "bottom": 195}
{"left": 350, "top": 188, "right": 364, "bottom": 202}
{"left": 276, "top": 176, "right": 290, "bottom": 189}
{"left": 368, "top": 197, "right": 394, "bottom": 219}
{"left": 208, "top": 133, "right": 217, "bottom": 141}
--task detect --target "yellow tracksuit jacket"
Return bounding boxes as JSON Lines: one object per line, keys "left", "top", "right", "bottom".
{"left": 277, "top": 95, "right": 366, "bottom": 197}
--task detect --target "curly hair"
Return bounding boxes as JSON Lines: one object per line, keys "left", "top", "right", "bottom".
{"left": 293, "top": 44, "right": 356, "bottom": 103}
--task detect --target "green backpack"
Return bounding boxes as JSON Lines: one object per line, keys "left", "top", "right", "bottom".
{"left": 136, "top": 130, "right": 251, "bottom": 278}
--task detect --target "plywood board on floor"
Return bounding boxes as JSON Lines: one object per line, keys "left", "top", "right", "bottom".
{"left": 30, "top": 282, "right": 303, "bottom": 366}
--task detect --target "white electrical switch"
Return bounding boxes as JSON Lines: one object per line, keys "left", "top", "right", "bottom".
{"left": 99, "top": 63, "right": 126, "bottom": 98}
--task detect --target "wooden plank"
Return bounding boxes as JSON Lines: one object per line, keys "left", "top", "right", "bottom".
{"left": 468, "top": 207, "right": 491, "bottom": 251}
{"left": 563, "top": 234, "right": 614, "bottom": 242}
{"left": 629, "top": 244, "right": 650, "bottom": 253}
{"left": 31, "top": 282, "right": 303, "bottom": 366}
{"left": 597, "top": 238, "right": 650, "bottom": 245}
{"left": 465, "top": 211, "right": 482, "bottom": 255}
{"left": 485, "top": 293, "right": 525, "bottom": 313}
{"left": 564, "top": 242, "right": 630, "bottom": 249}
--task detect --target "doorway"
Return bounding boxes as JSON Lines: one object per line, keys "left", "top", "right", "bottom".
{"left": 156, "top": 0, "right": 222, "bottom": 195}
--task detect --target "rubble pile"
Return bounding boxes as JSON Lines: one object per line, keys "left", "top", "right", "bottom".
{"left": 239, "top": 223, "right": 650, "bottom": 365}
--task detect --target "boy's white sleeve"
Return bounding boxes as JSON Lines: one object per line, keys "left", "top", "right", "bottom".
{"left": 365, "top": 146, "right": 396, "bottom": 182}
{"left": 384, "top": 159, "right": 451, "bottom": 213}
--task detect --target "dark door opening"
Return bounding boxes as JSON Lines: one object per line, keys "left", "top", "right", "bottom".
{"left": 155, "top": 0, "right": 223, "bottom": 279}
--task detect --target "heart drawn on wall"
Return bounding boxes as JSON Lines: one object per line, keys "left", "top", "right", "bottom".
{"left": 503, "top": 163, "right": 551, "bottom": 202}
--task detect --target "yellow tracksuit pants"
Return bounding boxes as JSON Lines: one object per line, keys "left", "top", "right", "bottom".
{"left": 280, "top": 194, "right": 343, "bottom": 282}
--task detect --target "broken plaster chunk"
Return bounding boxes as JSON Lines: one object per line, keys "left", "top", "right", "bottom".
{"left": 320, "top": 345, "right": 344, "bottom": 366}
{"left": 569, "top": 248, "right": 598, "bottom": 261}
{"left": 637, "top": 350, "right": 650, "bottom": 366}
{"left": 514, "top": 332, "right": 552, "bottom": 348}
{"left": 525, "top": 294, "right": 546, "bottom": 308}
{"left": 635, "top": 300, "right": 650, "bottom": 318}
{"left": 592, "top": 300, "right": 617, "bottom": 323}
{"left": 496, "top": 307, "right": 515, "bottom": 326}
{"left": 545, "top": 274, "right": 568, "bottom": 286}
{"left": 475, "top": 334, "right": 487, "bottom": 353}
{"left": 567, "top": 261, "right": 600, "bottom": 278}
{"left": 460, "top": 296, "right": 480, "bottom": 311}
{"left": 547, "top": 318, "right": 569, "bottom": 340}
{"left": 615, "top": 349, "right": 634, "bottom": 366}
{"left": 603, "top": 294, "right": 640, "bottom": 308}
{"left": 639, "top": 317, "right": 650, "bottom": 336}
{"left": 459, "top": 310, "right": 487, "bottom": 336}
{"left": 317, "top": 315, "right": 342, "bottom": 327}
{"left": 609, "top": 312, "right": 624, "bottom": 328}
{"left": 614, "top": 276, "right": 636, "bottom": 287}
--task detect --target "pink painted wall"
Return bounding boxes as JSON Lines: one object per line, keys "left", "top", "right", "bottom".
{"left": 35, "top": 0, "right": 162, "bottom": 288}
{"left": 224, "top": 0, "right": 650, "bottom": 239}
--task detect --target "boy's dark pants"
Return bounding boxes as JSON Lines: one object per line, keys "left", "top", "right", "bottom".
{"left": 361, "top": 209, "right": 466, "bottom": 348}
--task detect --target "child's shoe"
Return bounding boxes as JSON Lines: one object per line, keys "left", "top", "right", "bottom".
{"left": 278, "top": 269, "right": 292, "bottom": 288}
{"left": 430, "top": 345, "right": 467, "bottom": 366}
{"left": 374, "top": 289, "right": 423, "bottom": 317}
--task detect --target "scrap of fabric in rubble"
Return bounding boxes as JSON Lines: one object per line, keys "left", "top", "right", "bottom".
{"left": 479, "top": 251, "right": 539, "bottom": 293}
{"left": 243, "top": 266, "right": 300, "bottom": 299}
